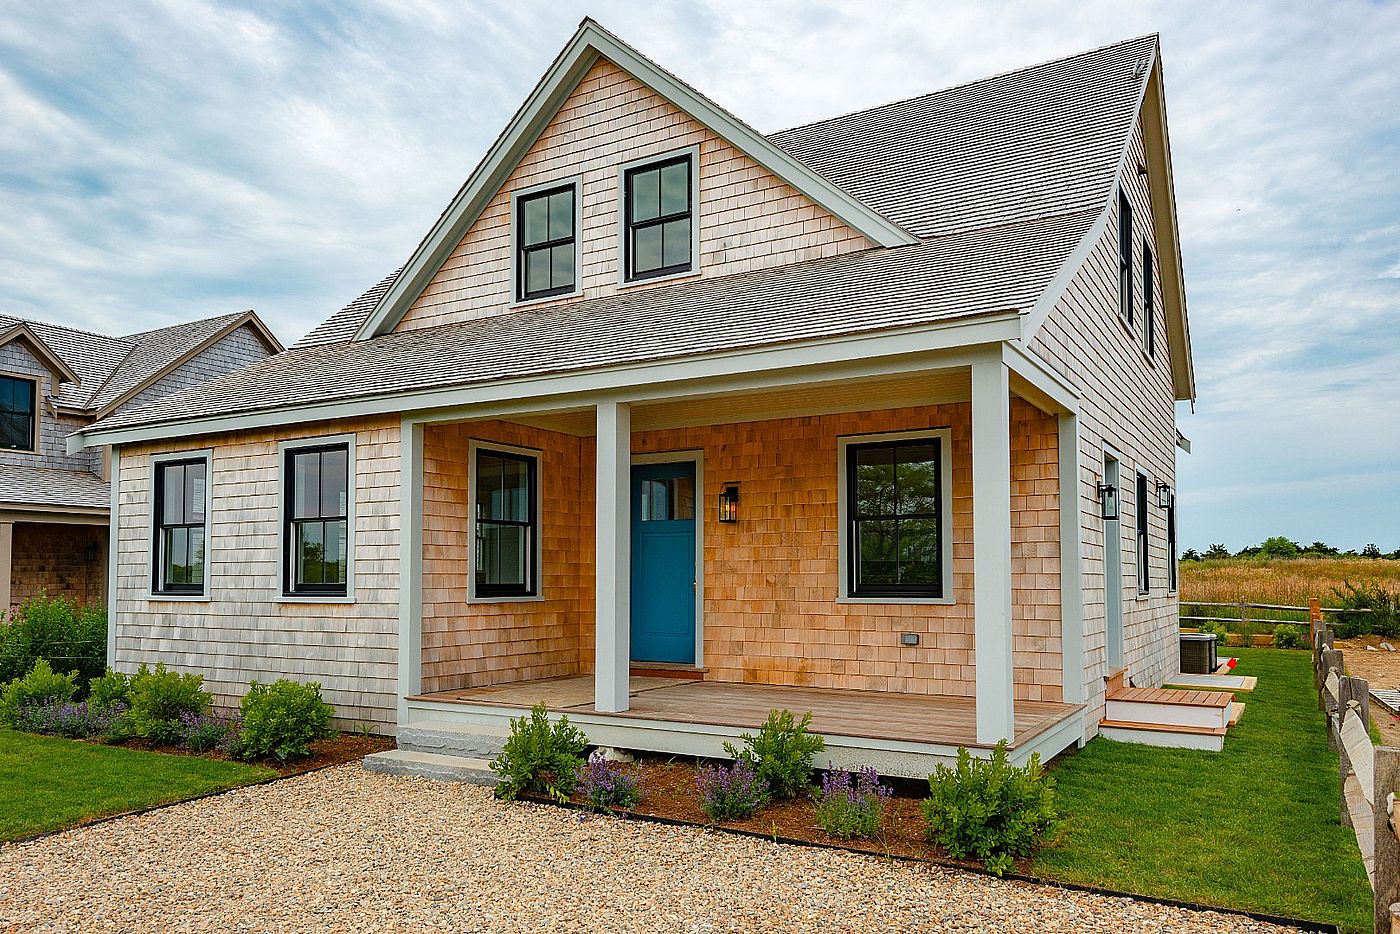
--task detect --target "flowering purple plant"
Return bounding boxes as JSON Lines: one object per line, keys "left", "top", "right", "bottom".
{"left": 814, "top": 765, "right": 893, "bottom": 839}
{"left": 574, "top": 751, "right": 642, "bottom": 811}
{"left": 696, "top": 758, "right": 768, "bottom": 821}
{"left": 13, "top": 700, "right": 125, "bottom": 739}
{"left": 178, "top": 710, "right": 238, "bottom": 753}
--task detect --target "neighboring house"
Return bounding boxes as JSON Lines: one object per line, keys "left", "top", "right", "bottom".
{"left": 69, "top": 21, "right": 1198, "bottom": 774}
{"left": 0, "top": 312, "right": 282, "bottom": 611}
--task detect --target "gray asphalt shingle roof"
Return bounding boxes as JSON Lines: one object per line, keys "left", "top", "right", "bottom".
{"left": 92, "top": 34, "right": 1155, "bottom": 435}
{"left": 0, "top": 464, "right": 110, "bottom": 510}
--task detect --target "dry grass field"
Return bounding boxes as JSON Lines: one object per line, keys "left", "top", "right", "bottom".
{"left": 1180, "top": 558, "right": 1400, "bottom": 608}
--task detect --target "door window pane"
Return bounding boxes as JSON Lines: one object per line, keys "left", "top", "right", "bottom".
{"left": 640, "top": 475, "right": 694, "bottom": 522}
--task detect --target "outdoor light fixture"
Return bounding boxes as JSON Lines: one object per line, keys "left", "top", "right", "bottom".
{"left": 1157, "top": 481, "right": 1172, "bottom": 509}
{"left": 718, "top": 483, "right": 740, "bottom": 523}
{"left": 1097, "top": 480, "right": 1120, "bottom": 521}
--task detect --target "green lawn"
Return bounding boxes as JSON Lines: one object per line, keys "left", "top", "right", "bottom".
{"left": 1035, "top": 647, "right": 1372, "bottom": 933}
{"left": 0, "top": 729, "right": 274, "bottom": 841}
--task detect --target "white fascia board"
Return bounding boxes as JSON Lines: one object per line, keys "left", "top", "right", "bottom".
{"left": 1002, "top": 341, "right": 1081, "bottom": 414}
{"left": 351, "top": 19, "right": 915, "bottom": 341}
{"left": 70, "top": 313, "right": 1022, "bottom": 451}
{"left": 1017, "top": 201, "right": 1112, "bottom": 341}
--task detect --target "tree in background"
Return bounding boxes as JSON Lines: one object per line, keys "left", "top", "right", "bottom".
{"left": 1205, "top": 543, "right": 1231, "bottom": 560}
{"left": 1363, "top": 543, "right": 1383, "bottom": 559}
{"left": 1181, "top": 548, "right": 1202, "bottom": 562}
{"left": 1257, "top": 536, "right": 1302, "bottom": 560}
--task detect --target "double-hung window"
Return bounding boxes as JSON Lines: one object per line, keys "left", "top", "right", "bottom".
{"left": 473, "top": 446, "right": 538, "bottom": 598}
{"left": 1118, "top": 189, "right": 1134, "bottom": 326}
{"left": 153, "top": 457, "right": 207, "bottom": 595}
{"left": 284, "top": 443, "right": 350, "bottom": 597}
{"left": 516, "top": 183, "right": 576, "bottom": 302}
{"left": 1136, "top": 471, "right": 1150, "bottom": 593}
{"left": 0, "top": 375, "right": 36, "bottom": 452}
{"left": 844, "top": 435, "right": 945, "bottom": 599}
{"left": 1166, "top": 489, "right": 1178, "bottom": 593}
{"left": 624, "top": 154, "right": 693, "bottom": 281}
{"left": 1143, "top": 239, "right": 1156, "bottom": 359}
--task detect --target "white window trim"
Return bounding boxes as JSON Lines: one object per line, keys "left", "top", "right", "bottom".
{"left": 0, "top": 370, "right": 41, "bottom": 456}
{"left": 835, "top": 427, "right": 955, "bottom": 606}
{"left": 616, "top": 144, "right": 702, "bottom": 289}
{"left": 509, "top": 175, "right": 584, "bottom": 309}
{"left": 467, "top": 438, "right": 545, "bottom": 604}
{"left": 147, "top": 448, "right": 214, "bottom": 602}
{"left": 632, "top": 448, "right": 705, "bottom": 668}
{"left": 277, "top": 433, "right": 357, "bottom": 605}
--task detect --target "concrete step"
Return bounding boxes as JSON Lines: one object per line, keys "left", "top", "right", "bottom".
{"left": 398, "top": 720, "right": 509, "bottom": 758}
{"left": 1098, "top": 719, "right": 1227, "bottom": 752}
{"left": 363, "top": 749, "right": 499, "bottom": 785}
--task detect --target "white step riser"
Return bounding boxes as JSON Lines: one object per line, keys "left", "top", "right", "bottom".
{"left": 1100, "top": 726, "right": 1224, "bottom": 752}
{"left": 1105, "top": 699, "right": 1228, "bottom": 729}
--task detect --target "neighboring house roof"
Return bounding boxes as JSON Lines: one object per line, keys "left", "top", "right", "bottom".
{"left": 75, "top": 23, "right": 1194, "bottom": 444}
{"left": 0, "top": 310, "right": 283, "bottom": 415}
{"left": 0, "top": 464, "right": 110, "bottom": 512}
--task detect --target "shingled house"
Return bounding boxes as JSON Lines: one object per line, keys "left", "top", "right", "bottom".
{"left": 69, "top": 21, "right": 1203, "bottom": 774}
{"left": 1, "top": 311, "right": 280, "bottom": 610}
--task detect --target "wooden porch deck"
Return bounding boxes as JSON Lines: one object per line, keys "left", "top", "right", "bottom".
{"left": 409, "top": 675, "right": 1082, "bottom": 750}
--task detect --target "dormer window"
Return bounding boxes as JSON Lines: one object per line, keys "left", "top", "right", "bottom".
{"left": 0, "top": 375, "right": 36, "bottom": 452}
{"left": 515, "top": 182, "right": 577, "bottom": 302}
{"left": 624, "top": 153, "right": 694, "bottom": 281}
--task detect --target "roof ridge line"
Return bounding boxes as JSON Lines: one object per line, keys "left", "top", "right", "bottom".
{"left": 0, "top": 314, "right": 133, "bottom": 346}
{"left": 119, "top": 309, "right": 250, "bottom": 341}
{"left": 768, "top": 33, "right": 1159, "bottom": 138}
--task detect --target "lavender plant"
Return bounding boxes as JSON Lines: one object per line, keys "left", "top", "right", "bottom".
{"left": 695, "top": 759, "right": 768, "bottom": 821}
{"left": 178, "top": 711, "right": 238, "bottom": 753}
{"left": 814, "top": 766, "right": 892, "bottom": 839}
{"left": 574, "top": 752, "right": 642, "bottom": 811}
{"left": 13, "top": 699, "right": 125, "bottom": 739}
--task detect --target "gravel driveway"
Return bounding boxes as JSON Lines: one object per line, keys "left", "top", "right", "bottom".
{"left": 0, "top": 765, "right": 1299, "bottom": 933}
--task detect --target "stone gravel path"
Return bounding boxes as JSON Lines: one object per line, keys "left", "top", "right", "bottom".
{"left": 0, "top": 765, "right": 1300, "bottom": 933}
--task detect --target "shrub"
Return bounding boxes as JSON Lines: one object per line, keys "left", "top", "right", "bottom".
{"left": 0, "top": 659, "right": 79, "bottom": 725}
{"left": 1332, "top": 580, "right": 1400, "bottom": 638}
{"left": 123, "top": 663, "right": 212, "bottom": 746}
{"left": 237, "top": 680, "right": 334, "bottom": 762}
{"left": 721, "top": 708, "right": 825, "bottom": 800}
{"left": 574, "top": 751, "right": 642, "bottom": 811}
{"left": 814, "top": 765, "right": 892, "bottom": 839}
{"left": 489, "top": 703, "right": 589, "bottom": 801}
{"left": 1198, "top": 620, "right": 1230, "bottom": 641}
{"left": 179, "top": 711, "right": 239, "bottom": 753}
{"left": 13, "top": 699, "right": 125, "bottom": 739}
{"left": 1273, "top": 623, "right": 1304, "bottom": 650}
{"left": 0, "top": 592, "right": 107, "bottom": 686}
{"left": 922, "top": 741, "right": 1058, "bottom": 876}
{"left": 87, "top": 669, "right": 131, "bottom": 712}
{"left": 695, "top": 759, "right": 768, "bottom": 821}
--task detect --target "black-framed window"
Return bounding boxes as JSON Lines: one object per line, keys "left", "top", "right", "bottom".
{"left": 1118, "top": 189, "right": 1134, "bottom": 327}
{"left": 1166, "top": 489, "right": 1178, "bottom": 592}
{"left": 475, "top": 448, "right": 538, "bottom": 598}
{"left": 624, "top": 154, "right": 693, "bottom": 281}
{"left": 285, "top": 444, "right": 349, "bottom": 596}
{"left": 1136, "top": 471, "right": 1150, "bottom": 593}
{"left": 0, "top": 375, "right": 36, "bottom": 451}
{"left": 516, "top": 184, "right": 576, "bottom": 301}
{"left": 846, "top": 437, "right": 944, "bottom": 598}
{"left": 1143, "top": 239, "right": 1156, "bottom": 359}
{"left": 153, "top": 458, "right": 207, "bottom": 595}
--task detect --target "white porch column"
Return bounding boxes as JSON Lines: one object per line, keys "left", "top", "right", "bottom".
{"left": 397, "top": 420, "right": 425, "bottom": 726}
{"left": 971, "top": 357, "right": 1015, "bottom": 744}
{"left": 594, "top": 401, "right": 631, "bottom": 713}
{"left": 0, "top": 521, "right": 13, "bottom": 614}
{"left": 1058, "top": 412, "right": 1087, "bottom": 706}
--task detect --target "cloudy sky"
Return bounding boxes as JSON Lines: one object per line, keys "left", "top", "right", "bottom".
{"left": 2, "top": 1, "right": 1397, "bottom": 551}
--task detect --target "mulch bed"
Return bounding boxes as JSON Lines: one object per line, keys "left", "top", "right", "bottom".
{"left": 538, "top": 754, "right": 993, "bottom": 871}
{"left": 113, "top": 733, "right": 394, "bottom": 775}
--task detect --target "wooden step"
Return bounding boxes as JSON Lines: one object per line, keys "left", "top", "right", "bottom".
{"left": 1229, "top": 702, "right": 1245, "bottom": 726}
{"left": 1107, "top": 685, "right": 1233, "bottom": 708}
{"left": 1099, "top": 718, "right": 1227, "bottom": 751}
{"left": 1099, "top": 718, "right": 1228, "bottom": 736}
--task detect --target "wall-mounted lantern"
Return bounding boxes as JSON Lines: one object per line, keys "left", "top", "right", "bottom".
{"left": 1156, "top": 481, "right": 1172, "bottom": 509}
{"left": 84, "top": 542, "right": 101, "bottom": 564}
{"left": 718, "top": 484, "right": 740, "bottom": 523}
{"left": 1097, "top": 480, "right": 1119, "bottom": 521}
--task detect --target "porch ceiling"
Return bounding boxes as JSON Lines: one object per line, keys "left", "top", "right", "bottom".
{"left": 495, "top": 367, "right": 974, "bottom": 436}
{"left": 411, "top": 675, "right": 1081, "bottom": 750}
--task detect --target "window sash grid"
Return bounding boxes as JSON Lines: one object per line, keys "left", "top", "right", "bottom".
{"left": 845, "top": 438, "right": 944, "bottom": 599}
{"left": 152, "top": 457, "right": 206, "bottom": 595}
{"left": 284, "top": 444, "right": 350, "bottom": 597}
{"left": 474, "top": 448, "right": 538, "bottom": 598}
{"left": 625, "top": 155, "right": 693, "bottom": 281}
{"left": 516, "top": 185, "right": 575, "bottom": 301}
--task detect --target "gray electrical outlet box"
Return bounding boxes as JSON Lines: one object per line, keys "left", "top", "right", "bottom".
{"left": 900, "top": 632, "right": 920, "bottom": 646}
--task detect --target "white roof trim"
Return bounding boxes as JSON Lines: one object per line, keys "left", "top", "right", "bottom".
{"left": 0, "top": 322, "right": 82, "bottom": 385}
{"left": 351, "top": 17, "right": 916, "bottom": 342}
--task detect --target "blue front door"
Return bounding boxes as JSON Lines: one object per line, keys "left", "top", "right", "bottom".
{"left": 630, "top": 461, "right": 697, "bottom": 664}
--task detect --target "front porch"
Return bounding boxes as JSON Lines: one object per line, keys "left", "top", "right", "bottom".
{"left": 395, "top": 345, "right": 1090, "bottom": 776}
{"left": 408, "top": 675, "right": 1083, "bottom": 775}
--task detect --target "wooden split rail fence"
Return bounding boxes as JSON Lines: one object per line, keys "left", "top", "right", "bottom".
{"left": 1311, "top": 597, "right": 1400, "bottom": 934}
